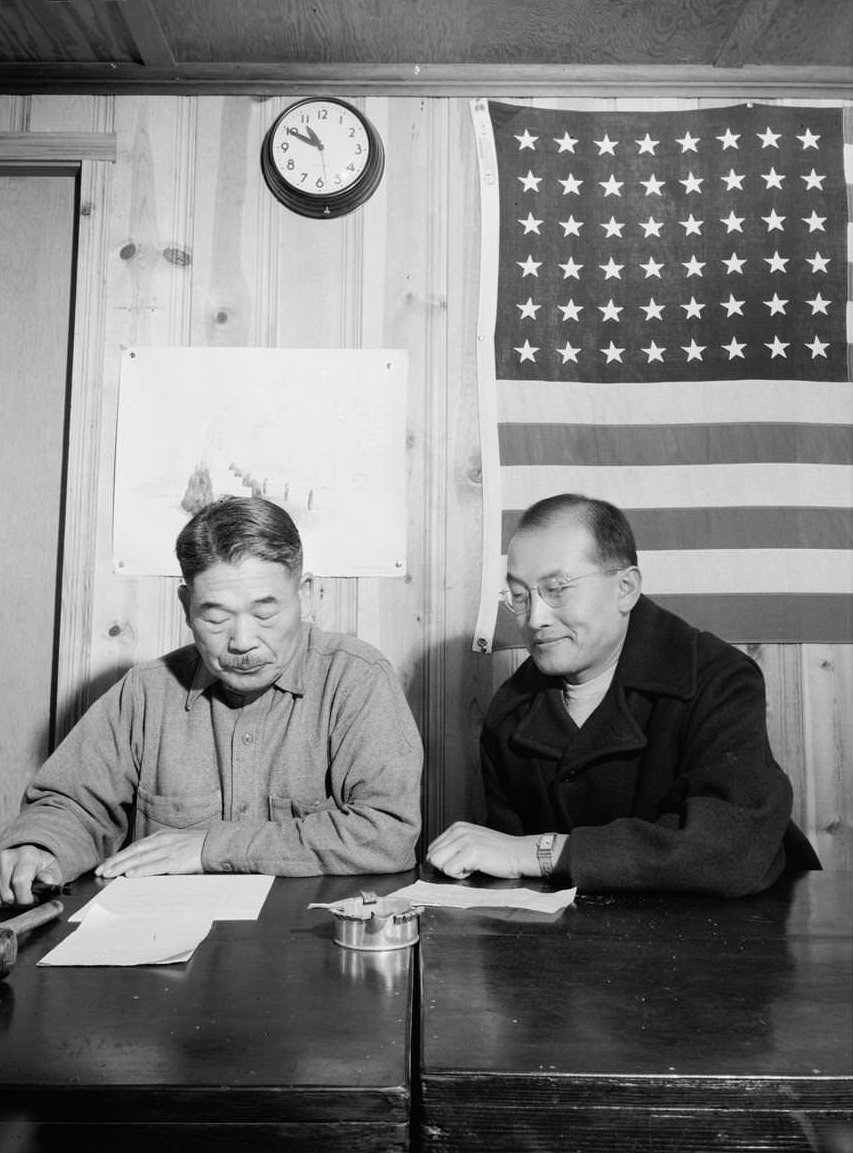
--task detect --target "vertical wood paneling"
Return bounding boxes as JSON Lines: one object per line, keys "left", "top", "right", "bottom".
{"left": 4, "top": 93, "right": 848, "bottom": 871}
{"left": 802, "top": 644, "right": 853, "bottom": 869}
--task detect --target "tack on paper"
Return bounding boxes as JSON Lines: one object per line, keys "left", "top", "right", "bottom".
{"left": 70, "top": 874, "right": 275, "bottom": 924}
{"left": 388, "top": 880, "right": 577, "bottom": 914}
{"left": 113, "top": 346, "right": 409, "bottom": 577}
{"left": 38, "top": 906, "right": 214, "bottom": 967}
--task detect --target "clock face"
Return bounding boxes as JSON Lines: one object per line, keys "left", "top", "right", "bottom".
{"left": 266, "top": 99, "right": 378, "bottom": 203}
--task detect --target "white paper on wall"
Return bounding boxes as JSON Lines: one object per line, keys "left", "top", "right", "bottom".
{"left": 113, "top": 347, "right": 409, "bottom": 577}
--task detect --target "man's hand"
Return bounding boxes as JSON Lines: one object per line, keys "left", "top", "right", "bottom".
{"left": 426, "top": 822, "right": 540, "bottom": 880}
{"left": 95, "top": 830, "right": 206, "bottom": 879}
{"left": 0, "top": 845, "right": 62, "bottom": 906}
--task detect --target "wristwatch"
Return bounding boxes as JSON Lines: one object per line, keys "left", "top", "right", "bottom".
{"left": 536, "top": 832, "right": 557, "bottom": 877}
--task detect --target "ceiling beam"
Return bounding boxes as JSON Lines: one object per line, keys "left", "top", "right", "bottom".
{"left": 715, "top": 0, "right": 788, "bottom": 68}
{"left": 0, "top": 62, "right": 850, "bottom": 98}
{"left": 116, "top": 0, "right": 175, "bottom": 68}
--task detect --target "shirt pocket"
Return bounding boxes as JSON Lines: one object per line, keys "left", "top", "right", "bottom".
{"left": 269, "top": 795, "right": 338, "bottom": 821}
{"left": 135, "top": 785, "right": 222, "bottom": 836}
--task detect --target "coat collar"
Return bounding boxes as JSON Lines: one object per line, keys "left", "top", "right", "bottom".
{"left": 506, "top": 596, "right": 699, "bottom": 763}
{"left": 184, "top": 621, "right": 312, "bottom": 709}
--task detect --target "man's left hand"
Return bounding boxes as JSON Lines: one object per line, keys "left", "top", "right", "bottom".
{"left": 426, "top": 821, "right": 539, "bottom": 880}
{"left": 96, "top": 830, "right": 206, "bottom": 879}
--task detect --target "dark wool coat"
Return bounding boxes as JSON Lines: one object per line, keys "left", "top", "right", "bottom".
{"left": 482, "top": 595, "right": 820, "bottom": 896}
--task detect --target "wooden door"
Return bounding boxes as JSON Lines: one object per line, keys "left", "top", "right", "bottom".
{"left": 0, "top": 167, "right": 77, "bottom": 827}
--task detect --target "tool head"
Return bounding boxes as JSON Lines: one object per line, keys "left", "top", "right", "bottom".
{"left": 0, "top": 928, "right": 17, "bottom": 980}
{"left": 0, "top": 899, "right": 64, "bottom": 980}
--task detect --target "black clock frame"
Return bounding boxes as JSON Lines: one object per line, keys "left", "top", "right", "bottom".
{"left": 261, "top": 98, "right": 385, "bottom": 219}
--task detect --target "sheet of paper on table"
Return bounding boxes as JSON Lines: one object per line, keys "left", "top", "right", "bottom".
{"left": 388, "top": 880, "right": 577, "bottom": 914}
{"left": 38, "top": 905, "right": 215, "bottom": 967}
{"left": 39, "top": 875, "right": 275, "bottom": 968}
{"left": 69, "top": 874, "right": 275, "bottom": 923}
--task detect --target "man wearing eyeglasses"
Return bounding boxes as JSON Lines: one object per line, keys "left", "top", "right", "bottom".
{"left": 427, "top": 493, "right": 819, "bottom": 895}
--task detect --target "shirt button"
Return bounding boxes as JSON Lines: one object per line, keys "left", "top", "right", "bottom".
{"left": 241, "top": 732, "right": 253, "bottom": 744}
{"left": 238, "top": 802, "right": 249, "bottom": 815}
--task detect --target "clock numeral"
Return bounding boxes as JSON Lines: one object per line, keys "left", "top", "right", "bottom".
{"left": 315, "top": 178, "right": 324, "bottom": 189}
{"left": 278, "top": 141, "right": 289, "bottom": 154}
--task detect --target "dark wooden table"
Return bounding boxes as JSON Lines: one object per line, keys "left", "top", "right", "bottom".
{"left": 419, "top": 870, "right": 853, "bottom": 1152}
{"left": 0, "top": 871, "right": 416, "bottom": 1152}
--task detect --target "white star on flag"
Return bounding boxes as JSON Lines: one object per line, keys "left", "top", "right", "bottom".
{"left": 762, "top": 209, "right": 785, "bottom": 232}
{"left": 797, "top": 128, "right": 820, "bottom": 149}
{"left": 722, "top": 252, "right": 747, "bottom": 274}
{"left": 805, "top": 335, "right": 829, "bottom": 358}
{"left": 682, "top": 339, "right": 705, "bottom": 361}
{"left": 641, "top": 340, "right": 666, "bottom": 362}
{"left": 518, "top": 171, "right": 542, "bottom": 191}
{"left": 805, "top": 251, "right": 830, "bottom": 274}
{"left": 557, "top": 340, "right": 581, "bottom": 363}
{"left": 517, "top": 254, "right": 542, "bottom": 276}
{"left": 558, "top": 299, "right": 583, "bottom": 321}
{"left": 639, "top": 216, "right": 664, "bottom": 238}
{"left": 676, "top": 131, "right": 700, "bottom": 152}
{"left": 517, "top": 297, "right": 541, "bottom": 319}
{"left": 756, "top": 126, "right": 781, "bottom": 148}
{"left": 600, "top": 257, "right": 624, "bottom": 280}
{"left": 560, "top": 216, "right": 584, "bottom": 236}
{"left": 679, "top": 171, "right": 704, "bottom": 194}
{"left": 640, "top": 256, "right": 664, "bottom": 278}
{"left": 599, "top": 174, "right": 624, "bottom": 196}
{"left": 721, "top": 168, "right": 746, "bottom": 191}
{"left": 640, "top": 297, "right": 665, "bottom": 321}
{"left": 640, "top": 174, "right": 665, "bottom": 196}
{"left": 600, "top": 341, "right": 624, "bottom": 363}
{"left": 765, "top": 335, "right": 790, "bottom": 358}
{"left": 558, "top": 256, "right": 583, "bottom": 278}
{"left": 601, "top": 216, "right": 625, "bottom": 238}
{"left": 761, "top": 167, "right": 785, "bottom": 190}
{"left": 554, "top": 132, "right": 578, "bottom": 153}
{"left": 805, "top": 292, "right": 830, "bottom": 314}
{"left": 802, "top": 211, "right": 826, "bottom": 232}
{"left": 722, "top": 336, "right": 746, "bottom": 359}
{"left": 519, "top": 212, "right": 543, "bottom": 234}
{"left": 558, "top": 173, "right": 583, "bottom": 194}
{"left": 682, "top": 254, "right": 706, "bottom": 277}
{"left": 515, "top": 129, "right": 538, "bottom": 150}
{"left": 764, "top": 293, "right": 788, "bottom": 315}
{"left": 721, "top": 210, "right": 745, "bottom": 233}
{"left": 598, "top": 298, "right": 623, "bottom": 322}
{"left": 720, "top": 293, "right": 745, "bottom": 317}
{"left": 679, "top": 214, "right": 703, "bottom": 236}
{"left": 681, "top": 296, "right": 705, "bottom": 319}
{"left": 594, "top": 134, "right": 618, "bottom": 155}
{"left": 514, "top": 339, "right": 538, "bottom": 362}
{"left": 801, "top": 169, "right": 826, "bottom": 190}
{"left": 764, "top": 250, "right": 789, "bottom": 273}
{"left": 716, "top": 128, "right": 740, "bottom": 149}
{"left": 636, "top": 133, "right": 659, "bottom": 154}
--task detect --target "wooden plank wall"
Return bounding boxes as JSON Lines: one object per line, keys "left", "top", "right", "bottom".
{"left": 0, "top": 90, "right": 849, "bottom": 871}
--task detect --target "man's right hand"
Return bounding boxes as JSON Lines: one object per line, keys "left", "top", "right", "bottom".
{"left": 0, "top": 846, "right": 62, "bottom": 906}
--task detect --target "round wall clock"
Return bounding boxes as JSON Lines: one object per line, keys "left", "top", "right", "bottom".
{"left": 261, "top": 98, "right": 385, "bottom": 219}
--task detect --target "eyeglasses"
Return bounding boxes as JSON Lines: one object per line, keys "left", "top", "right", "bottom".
{"left": 499, "top": 568, "right": 623, "bottom": 615}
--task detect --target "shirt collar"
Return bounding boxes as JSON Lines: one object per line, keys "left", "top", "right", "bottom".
{"left": 184, "top": 621, "right": 312, "bottom": 709}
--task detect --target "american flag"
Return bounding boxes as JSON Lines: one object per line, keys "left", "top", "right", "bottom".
{"left": 471, "top": 98, "right": 853, "bottom": 650}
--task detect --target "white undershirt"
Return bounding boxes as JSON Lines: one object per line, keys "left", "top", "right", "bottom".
{"left": 562, "top": 646, "right": 623, "bottom": 727}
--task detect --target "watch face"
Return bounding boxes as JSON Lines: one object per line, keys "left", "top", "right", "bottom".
{"left": 269, "top": 99, "right": 372, "bottom": 197}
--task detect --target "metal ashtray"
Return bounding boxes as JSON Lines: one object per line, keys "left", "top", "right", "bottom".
{"left": 308, "top": 890, "right": 421, "bottom": 951}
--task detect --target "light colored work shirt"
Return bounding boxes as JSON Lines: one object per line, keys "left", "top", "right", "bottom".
{"left": 0, "top": 624, "right": 423, "bottom": 879}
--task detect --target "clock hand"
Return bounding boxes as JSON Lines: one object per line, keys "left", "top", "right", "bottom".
{"left": 305, "top": 125, "right": 325, "bottom": 151}
{"left": 287, "top": 127, "right": 323, "bottom": 149}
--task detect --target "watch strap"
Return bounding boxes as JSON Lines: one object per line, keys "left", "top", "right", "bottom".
{"left": 536, "top": 832, "right": 557, "bottom": 877}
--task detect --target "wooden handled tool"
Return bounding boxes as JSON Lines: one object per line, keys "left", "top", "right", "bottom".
{"left": 0, "top": 899, "right": 64, "bottom": 979}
